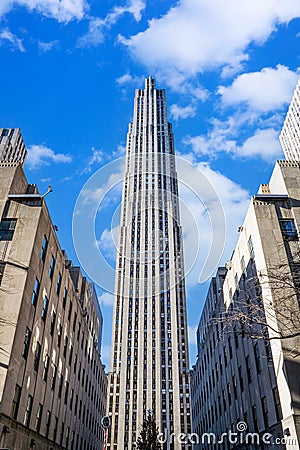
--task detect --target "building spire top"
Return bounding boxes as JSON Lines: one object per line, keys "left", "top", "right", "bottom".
{"left": 145, "top": 76, "right": 156, "bottom": 90}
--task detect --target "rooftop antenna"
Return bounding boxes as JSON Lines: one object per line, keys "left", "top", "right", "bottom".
{"left": 41, "top": 185, "right": 53, "bottom": 198}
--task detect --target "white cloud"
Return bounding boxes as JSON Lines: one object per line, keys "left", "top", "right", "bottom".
{"left": 81, "top": 147, "right": 105, "bottom": 173}
{"left": 38, "top": 39, "right": 59, "bottom": 53}
{"left": 98, "top": 227, "right": 118, "bottom": 258}
{"left": 26, "top": 144, "right": 72, "bottom": 169}
{"left": 77, "top": 17, "right": 105, "bottom": 47}
{"left": 170, "top": 104, "right": 196, "bottom": 121}
{"left": 0, "top": 28, "right": 25, "bottom": 52}
{"left": 218, "top": 65, "right": 299, "bottom": 112}
{"left": 78, "top": 0, "right": 145, "bottom": 48}
{"left": 99, "top": 292, "right": 114, "bottom": 306}
{"left": 238, "top": 128, "right": 283, "bottom": 160}
{"left": 120, "top": 0, "right": 300, "bottom": 78}
{"left": 185, "top": 124, "right": 283, "bottom": 162}
{"left": 116, "top": 72, "right": 144, "bottom": 86}
{"left": 177, "top": 158, "right": 250, "bottom": 286}
{"left": 0, "top": 0, "right": 87, "bottom": 22}
{"left": 16, "top": 0, "right": 87, "bottom": 22}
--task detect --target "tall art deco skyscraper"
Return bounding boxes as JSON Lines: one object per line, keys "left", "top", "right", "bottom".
{"left": 107, "top": 77, "right": 191, "bottom": 449}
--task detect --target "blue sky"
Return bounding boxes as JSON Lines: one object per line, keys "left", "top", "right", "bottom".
{"left": 1, "top": 0, "right": 300, "bottom": 368}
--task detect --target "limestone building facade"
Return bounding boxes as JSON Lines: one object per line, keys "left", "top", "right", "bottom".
{"left": 191, "top": 161, "right": 300, "bottom": 450}
{"left": 0, "top": 160, "right": 107, "bottom": 449}
{"left": 280, "top": 78, "right": 300, "bottom": 160}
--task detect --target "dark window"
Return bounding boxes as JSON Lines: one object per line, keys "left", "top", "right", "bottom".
{"left": 0, "top": 218, "right": 17, "bottom": 241}
{"left": 34, "top": 342, "right": 41, "bottom": 371}
{"left": 11, "top": 384, "right": 21, "bottom": 419}
{"left": 279, "top": 219, "right": 298, "bottom": 240}
{"left": 261, "top": 396, "right": 269, "bottom": 428}
{"left": 31, "top": 278, "right": 40, "bottom": 306}
{"left": 40, "top": 235, "right": 48, "bottom": 261}
{"left": 60, "top": 421, "right": 65, "bottom": 446}
{"left": 273, "top": 386, "right": 282, "bottom": 421}
{"left": 45, "top": 410, "right": 51, "bottom": 438}
{"left": 51, "top": 365, "right": 57, "bottom": 390}
{"left": 23, "top": 395, "right": 33, "bottom": 427}
{"left": 238, "top": 366, "right": 244, "bottom": 392}
{"left": 254, "top": 343, "right": 261, "bottom": 373}
{"left": 41, "top": 295, "right": 49, "bottom": 321}
{"left": 0, "top": 262, "right": 5, "bottom": 286}
{"left": 252, "top": 405, "right": 258, "bottom": 432}
{"left": 57, "top": 324, "right": 62, "bottom": 348}
{"left": 62, "top": 288, "right": 67, "bottom": 309}
{"left": 64, "top": 381, "right": 69, "bottom": 404}
{"left": 56, "top": 272, "right": 62, "bottom": 295}
{"left": 35, "top": 403, "right": 43, "bottom": 433}
{"left": 50, "top": 311, "right": 56, "bottom": 336}
{"left": 63, "top": 336, "right": 68, "bottom": 358}
{"left": 22, "top": 327, "right": 31, "bottom": 359}
{"left": 43, "top": 354, "right": 50, "bottom": 381}
{"left": 68, "top": 301, "right": 73, "bottom": 321}
{"left": 73, "top": 312, "right": 77, "bottom": 332}
{"left": 246, "top": 355, "right": 252, "bottom": 383}
{"left": 53, "top": 416, "right": 58, "bottom": 442}
{"left": 232, "top": 375, "right": 237, "bottom": 399}
{"left": 49, "top": 256, "right": 55, "bottom": 279}
{"left": 58, "top": 374, "right": 64, "bottom": 398}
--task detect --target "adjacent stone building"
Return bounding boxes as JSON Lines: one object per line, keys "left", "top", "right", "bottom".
{"left": 0, "top": 159, "right": 107, "bottom": 449}
{"left": 191, "top": 161, "right": 300, "bottom": 450}
{"left": 280, "top": 78, "right": 300, "bottom": 161}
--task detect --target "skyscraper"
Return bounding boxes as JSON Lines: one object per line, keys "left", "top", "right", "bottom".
{"left": 0, "top": 128, "right": 27, "bottom": 164}
{"left": 280, "top": 78, "right": 300, "bottom": 160}
{"left": 107, "top": 77, "right": 191, "bottom": 449}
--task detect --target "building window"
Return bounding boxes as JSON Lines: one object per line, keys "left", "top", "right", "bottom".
{"left": 261, "top": 396, "right": 269, "bottom": 428}
{"left": 57, "top": 324, "right": 62, "bottom": 348}
{"left": 51, "top": 365, "right": 57, "bottom": 390}
{"left": 248, "top": 236, "right": 255, "bottom": 259}
{"left": 23, "top": 395, "right": 33, "bottom": 427}
{"left": 62, "top": 288, "right": 67, "bottom": 309}
{"left": 60, "top": 421, "right": 65, "bottom": 446}
{"left": 0, "top": 262, "right": 5, "bottom": 286}
{"left": 63, "top": 336, "right": 68, "bottom": 358}
{"left": 279, "top": 219, "right": 298, "bottom": 240}
{"left": 273, "top": 386, "right": 282, "bottom": 421}
{"left": 56, "top": 272, "right": 62, "bottom": 295}
{"left": 252, "top": 405, "right": 258, "bottom": 433}
{"left": 50, "top": 311, "right": 56, "bottom": 336}
{"left": 41, "top": 295, "right": 49, "bottom": 321}
{"left": 238, "top": 366, "right": 244, "bottom": 392}
{"left": 35, "top": 403, "right": 43, "bottom": 433}
{"left": 58, "top": 374, "right": 64, "bottom": 398}
{"left": 34, "top": 342, "right": 41, "bottom": 372}
{"left": 40, "top": 235, "right": 48, "bottom": 261}
{"left": 45, "top": 410, "right": 51, "bottom": 438}
{"left": 11, "top": 384, "right": 21, "bottom": 420}
{"left": 49, "top": 255, "right": 55, "bottom": 279}
{"left": 68, "top": 301, "right": 73, "bottom": 321}
{"left": 43, "top": 354, "right": 50, "bottom": 381}
{"left": 254, "top": 343, "right": 261, "bottom": 373}
{"left": 22, "top": 327, "right": 31, "bottom": 359}
{"left": 53, "top": 416, "right": 58, "bottom": 442}
{"left": 246, "top": 355, "right": 252, "bottom": 383}
{"left": 31, "top": 278, "right": 40, "bottom": 306}
{"left": 64, "top": 381, "right": 69, "bottom": 405}
{"left": 0, "top": 218, "right": 17, "bottom": 241}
